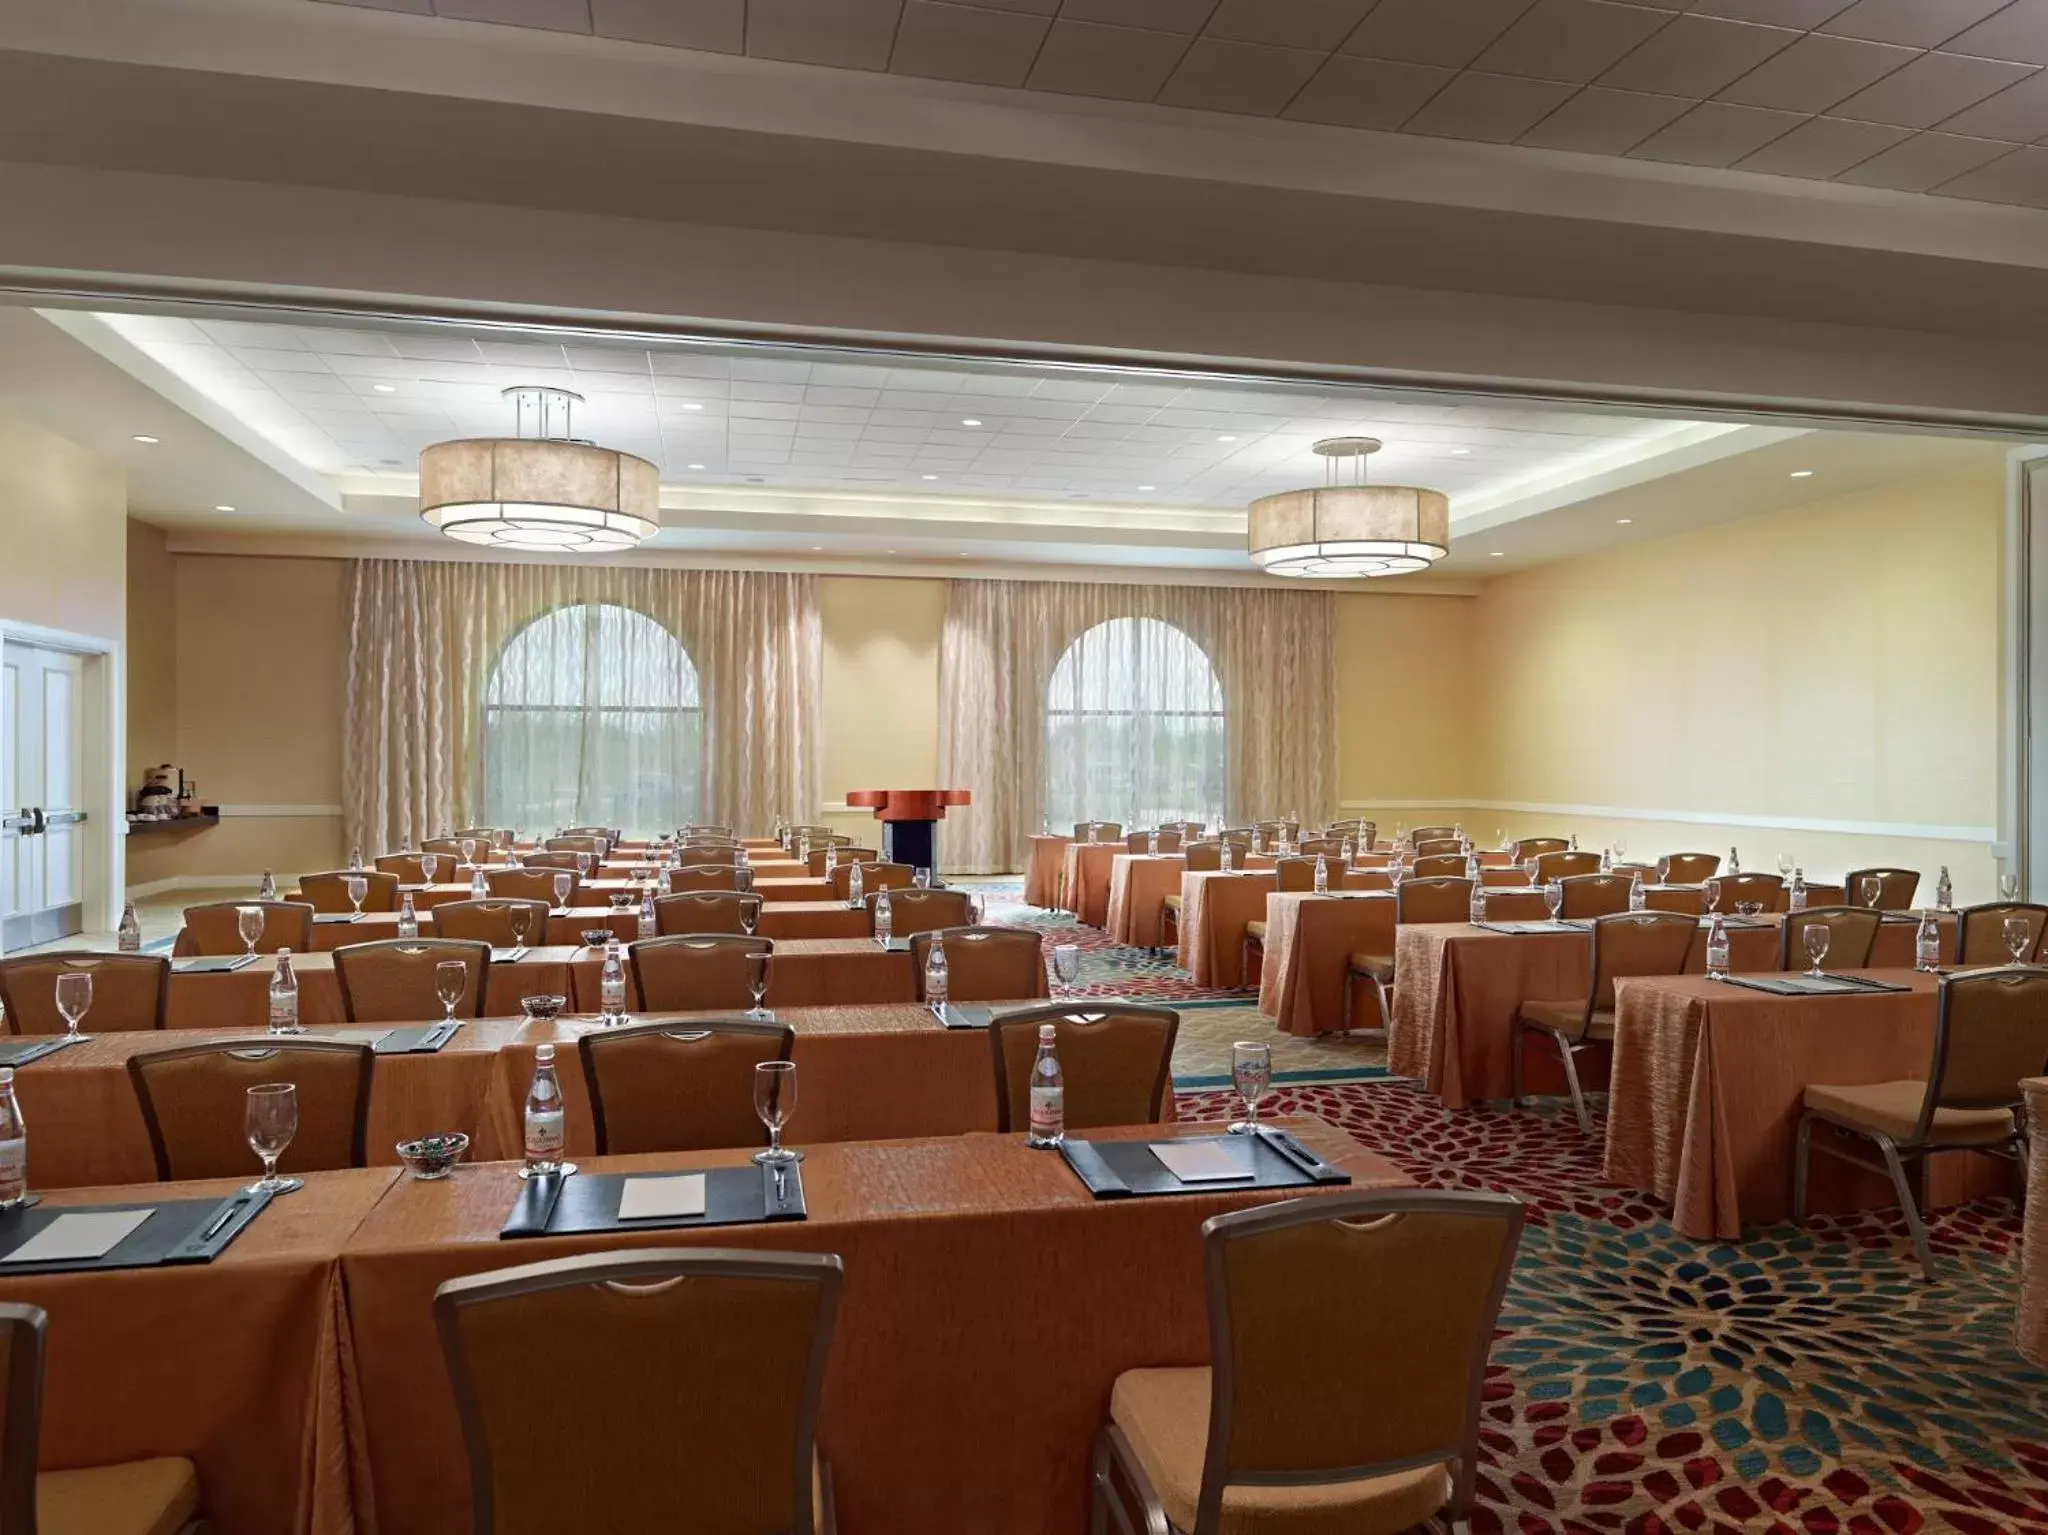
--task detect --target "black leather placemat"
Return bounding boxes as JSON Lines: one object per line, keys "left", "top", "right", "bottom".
{"left": 1473, "top": 920, "right": 1580, "bottom": 936}
{"left": 0, "top": 1036, "right": 83, "bottom": 1068}
{"left": 172, "top": 955, "right": 261, "bottom": 974}
{"left": 500, "top": 1163, "right": 806, "bottom": 1240}
{"left": 1058, "top": 1131, "right": 1351, "bottom": 1200}
{"left": 0, "top": 1188, "right": 274, "bottom": 1276}
{"left": 875, "top": 936, "right": 911, "bottom": 953}
{"left": 312, "top": 913, "right": 366, "bottom": 926}
{"left": 931, "top": 1003, "right": 1045, "bottom": 1030}
{"left": 1721, "top": 973, "right": 1914, "bottom": 997}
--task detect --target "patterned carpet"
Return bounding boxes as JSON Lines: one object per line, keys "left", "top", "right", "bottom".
{"left": 1172, "top": 1079, "right": 2048, "bottom": 1534}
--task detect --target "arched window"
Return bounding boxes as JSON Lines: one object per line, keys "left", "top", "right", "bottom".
{"left": 482, "top": 603, "right": 702, "bottom": 833}
{"left": 1044, "top": 617, "right": 1225, "bottom": 833}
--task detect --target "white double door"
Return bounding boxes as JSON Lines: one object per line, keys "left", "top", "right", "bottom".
{"left": 0, "top": 642, "right": 87, "bottom": 949}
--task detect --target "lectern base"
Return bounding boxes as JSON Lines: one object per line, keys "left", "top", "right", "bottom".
{"left": 882, "top": 820, "right": 939, "bottom": 881}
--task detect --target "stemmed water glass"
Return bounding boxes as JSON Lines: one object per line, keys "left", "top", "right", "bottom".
{"left": 1803, "top": 925, "right": 1830, "bottom": 978}
{"left": 53, "top": 970, "right": 92, "bottom": 1039}
{"left": 745, "top": 952, "right": 773, "bottom": 1020}
{"left": 460, "top": 838, "right": 478, "bottom": 869}
{"left": 1227, "top": 1041, "right": 1272, "bottom": 1135}
{"left": 435, "top": 959, "right": 467, "bottom": 1021}
{"left": 913, "top": 868, "right": 932, "bottom": 889}
{"left": 345, "top": 874, "right": 368, "bottom": 918}
{"left": 1544, "top": 880, "right": 1564, "bottom": 921}
{"left": 508, "top": 906, "right": 533, "bottom": 955}
{"left": 1778, "top": 852, "right": 1795, "bottom": 877}
{"left": 2003, "top": 873, "right": 2022, "bottom": 901}
{"left": 576, "top": 852, "right": 593, "bottom": 878}
{"left": 753, "top": 1060, "right": 799, "bottom": 1165}
{"left": 552, "top": 872, "right": 572, "bottom": 913}
{"left": 245, "top": 1082, "right": 303, "bottom": 1195}
{"left": 1052, "top": 943, "right": 1081, "bottom": 997}
{"left": 236, "top": 904, "right": 264, "bottom": 958}
{"left": 740, "top": 900, "right": 759, "bottom": 937}
{"left": 967, "top": 894, "right": 985, "bottom": 927}
{"left": 2006, "top": 916, "right": 2035, "bottom": 964}
{"left": 420, "top": 853, "right": 440, "bottom": 885}
{"left": 1859, "top": 875, "right": 1883, "bottom": 909}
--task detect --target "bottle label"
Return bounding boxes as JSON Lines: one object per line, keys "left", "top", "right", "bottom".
{"left": 268, "top": 992, "right": 299, "bottom": 1031}
{"left": 1029, "top": 1085, "right": 1063, "bottom": 1136}
{"left": 0, "top": 1135, "right": 26, "bottom": 1200}
{"left": 525, "top": 1110, "right": 564, "bottom": 1160}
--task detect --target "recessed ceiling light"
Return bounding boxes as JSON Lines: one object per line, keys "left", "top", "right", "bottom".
{"left": 961, "top": 418, "right": 982, "bottom": 427}
{"left": 1790, "top": 469, "right": 1814, "bottom": 478}
{"left": 372, "top": 384, "right": 397, "bottom": 394}
{"left": 131, "top": 434, "right": 159, "bottom": 444}
{"left": 1488, "top": 551, "right": 1504, "bottom": 558}
{"left": 922, "top": 474, "right": 938, "bottom": 481}
{"left": 1616, "top": 518, "right": 1633, "bottom": 525}
{"left": 886, "top": 549, "right": 897, "bottom": 555}
{"left": 687, "top": 463, "right": 705, "bottom": 470}
{"left": 1139, "top": 484, "right": 1155, "bottom": 491}
{"left": 213, "top": 504, "right": 235, "bottom": 513}
{"left": 810, "top": 546, "right": 822, "bottom": 552}
{"left": 1451, "top": 449, "right": 1471, "bottom": 457}
{"left": 1217, "top": 435, "right": 1237, "bottom": 442}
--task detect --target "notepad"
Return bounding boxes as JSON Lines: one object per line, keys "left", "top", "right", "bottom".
{"left": 1, "top": 1209, "right": 153, "bottom": 1264}
{"left": 617, "top": 1175, "right": 707, "bottom": 1221}
{"left": 317, "top": 1028, "right": 393, "bottom": 1048}
{"left": 1150, "top": 1141, "right": 1255, "bottom": 1184}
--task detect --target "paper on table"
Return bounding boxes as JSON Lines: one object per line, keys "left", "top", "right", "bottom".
{"left": 1151, "top": 1141, "right": 1255, "bottom": 1184}
{"left": 617, "top": 1175, "right": 708, "bottom": 1221}
{"left": 1, "top": 1208, "right": 153, "bottom": 1264}
{"left": 316, "top": 1028, "right": 393, "bottom": 1047}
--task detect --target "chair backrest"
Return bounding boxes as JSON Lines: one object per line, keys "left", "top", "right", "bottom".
{"left": 1396, "top": 877, "right": 1472, "bottom": 925}
{"left": 332, "top": 939, "right": 491, "bottom": 1023}
{"left": 522, "top": 852, "right": 583, "bottom": 872}
{"left": 1195, "top": 1189, "right": 1524, "bottom": 1535}
{"left": 1706, "top": 873, "right": 1784, "bottom": 910}
{"left": 656, "top": 892, "right": 763, "bottom": 937}
{"left": 1410, "top": 854, "right": 1467, "bottom": 879}
{"left": 1296, "top": 838, "right": 1345, "bottom": 857}
{"left": 1586, "top": 911, "right": 1697, "bottom": 1013}
{"left": 989, "top": 1003, "right": 1178, "bottom": 1133}
{"left": 435, "top": 1249, "right": 842, "bottom": 1535}
{"left": 300, "top": 869, "right": 402, "bottom": 914}
{"left": 1412, "top": 838, "right": 1462, "bottom": 858}
{"left": 0, "top": 1302, "right": 42, "bottom": 1532}
{"left": 375, "top": 852, "right": 435, "bottom": 883}
{"left": 127, "top": 1038, "right": 374, "bottom": 1179}
{"left": 1956, "top": 902, "right": 2048, "bottom": 965}
{"left": 422, "top": 838, "right": 469, "bottom": 859}
{"left": 1510, "top": 837, "right": 1568, "bottom": 861}
{"left": 1921, "top": 967, "right": 2048, "bottom": 1131}
{"left": 179, "top": 899, "right": 313, "bottom": 956}
{"left": 1125, "top": 830, "right": 1183, "bottom": 853}
{"left": 1182, "top": 842, "right": 1223, "bottom": 872}
{"left": 1408, "top": 825, "right": 1456, "bottom": 842}
{"left": 909, "top": 927, "right": 1043, "bottom": 1002}
{"left": 1072, "top": 822, "right": 1123, "bottom": 843}
{"left": 1272, "top": 857, "right": 1317, "bottom": 893}
{"left": 432, "top": 899, "right": 552, "bottom": 947}
{"left": 804, "top": 847, "right": 877, "bottom": 875}
{"left": 682, "top": 825, "right": 734, "bottom": 840}
{"left": 486, "top": 868, "right": 570, "bottom": 905}
{"left": 1778, "top": 905, "right": 1883, "bottom": 970}
{"left": 1842, "top": 866, "right": 1922, "bottom": 910}
{"left": 0, "top": 953, "right": 168, "bottom": 1035}
{"left": 870, "top": 887, "right": 972, "bottom": 937}
{"left": 1558, "top": 874, "right": 1631, "bottom": 919}
{"left": 630, "top": 935, "right": 772, "bottom": 1013}
{"left": 1534, "top": 850, "right": 1600, "bottom": 882}
{"left": 579, "top": 1018, "right": 795, "bottom": 1153}
{"left": 680, "top": 845, "right": 743, "bottom": 868}
{"left": 456, "top": 827, "right": 505, "bottom": 842}
{"left": 830, "top": 862, "right": 913, "bottom": 900}
{"left": 1659, "top": 852, "right": 1721, "bottom": 884}
{"left": 544, "top": 836, "right": 607, "bottom": 856}
{"left": 560, "top": 826, "right": 620, "bottom": 844}
{"left": 666, "top": 865, "right": 739, "bottom": 894}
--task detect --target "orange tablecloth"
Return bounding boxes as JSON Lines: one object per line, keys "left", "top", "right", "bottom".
{"left": 2023, "top": 1079, "right": 2048, "bottom": 1367}
{"left": 1059, "top": 842, "right": 1121, "bottom": 927}
{"left": 0, "top": 1167, "right": 397, "bottom": 1535}
{"left": 1258, "top": 892, "right": 1396, "bottom": 1036}
{"left": 1025, "top": 834, "right": 1070, "bottom": 907}
{"left": 165, "top": 948, "right": 582, "bottom": 1029}
{"left": 336, "top": 1119, "right": 1407, "bottom": 1535}
{"left": 566, "top": 938, "right": 919, "bottom": 1011}
{"left": 1604, "top": 971, "right": 2005, "bottom": 1239}
{"left": 1106, "top": 853, "right": 1185, "bottom": 948}
{"left": 1176, "top": 870, "right": 1277, "bottom": 990}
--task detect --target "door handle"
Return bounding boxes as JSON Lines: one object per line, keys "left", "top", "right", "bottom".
{"left": 0, "top": 808, "right": 32, "bottom": 835}
{"left": 28, "top": 809, "right": 45, "bottom": 837}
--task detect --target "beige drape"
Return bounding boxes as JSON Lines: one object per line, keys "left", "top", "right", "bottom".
{"left": 938, "top": 578, "right": 1337, "bottom": 873}
{"left": 344, "top": 559, "right": 820, "bottom": 851}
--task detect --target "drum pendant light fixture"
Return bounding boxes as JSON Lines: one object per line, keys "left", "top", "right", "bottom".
{"left": 418, "top": 386, "right": 660, "bottom": 552}
{"left": 1246, "top": 437, "right": 1449, "bottom": 578}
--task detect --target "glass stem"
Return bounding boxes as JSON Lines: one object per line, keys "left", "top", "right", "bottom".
{"left": 263, "top": 1152, "right": 279, "bottom": 1188}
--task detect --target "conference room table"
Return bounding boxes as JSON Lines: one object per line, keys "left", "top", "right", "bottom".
{"left": 1388, "top": 913, "right": 1958, "bottom": 1111}
{"left": 337, "top": 1117, "right": 1405, "bottom": 1535}
{"left": 1604, "top": 970, "right": 2005, "bottom": 1240}
{"left": 185, "top": 900, "right": 871, "bottom": 954}
{"left": 300, "top": 873, "right": 838, "bottom": 910}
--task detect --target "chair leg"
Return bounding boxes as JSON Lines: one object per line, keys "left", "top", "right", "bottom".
{"left": 1555, "top": 1037, "right": 1594, "bottom": 1137}
{"left": 1877, "top": 1137, "right": 1936, "bottom": 1281}
{"left": 1510, "top": 1020, "right": 1526, "bottom": 1108}
{"left": 1089, "top": 1430, "right": 1110, "bottom": 1535}
{"left": 1793, "top": 1112, "right": 1814, "bottom": 1222}
{"left": 1341, "top": 968, "right": 1354, "bottom": 1033}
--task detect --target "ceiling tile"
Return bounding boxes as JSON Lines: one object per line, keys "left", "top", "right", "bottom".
{"left": 890, "top": 1, "right": 1050, "bottom": 84}
{"left": 1628, "top": 99, "right": 1807, "bottom": 162}
{"left": 1817, "top": 0, "right": 2012, "bottom": 48}
{"left": 945, "top": 0, "right": 1058, "bottom": 12}
{"left": 1942, "top": 0, "right": 2048, "bottom": 65}
{"left": 1937, "top": 68, "right": 2048, "bottom": 138}
{"left": 1058, "top": 0, "right": 1217, "bottom": 32}
{"left": 1713, "top": 32, "right": 1916, "bottom": 111}
{"left": 1282, "top": 53, "right": 1456, "bottom": 127}
{"left": 1401, "top": 69, "right": 1579, "bottom": 139}
{"left": 1516, "top": 84, "right": 1693, "bottom": 149}
{"left": 746, "top": 0, "right": 904, "bottom": 67}
{"left": 1027, "top": 18, "right": 1190, "bottom": 96}
{"left": 589, "top": 0, "right": 744, "bottom": 48}
{"left": 1201, "top": 0, "right": 1373, "bottom": 49}
{"left": 1155, "top": 37, "right": 1326, "bottom": 112}
{"left": 1596, "top": 14, "right": 1798, "bottom": 95}
{"left": 1339, "top": 0, "right": 1537, "bottom": 69}
{"left": 1829, "top": 50, "right": 2037, "bottom": 127}
{"left": 1832, "top": 128, "right": 2017, "bottom": 186}
{"left": 1686, "top": 0, "right": 1853, "bottom": 21}
{"left": 1930, "top": 140, "right": 2048, "bottom": 200}
{"left": 1470, "top": 0, "right": 1674, "bottom": 83}
{"left": 318, "top": 0, "right": 432, "bottom": 12}
{"left": 432, "top": 0, "right": 591, "bottom": 27}
{"left": 1732, "top": 111, "right": 1909, "bottom": 172}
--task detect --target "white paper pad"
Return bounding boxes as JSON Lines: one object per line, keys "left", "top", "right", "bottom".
{"left": 1151, "top": 1141, "right": 1256, "bottom": 1184}
{"left": 617, "top": 1174, "right": 708, "bottom": 1221}
{"left": 1, "top": 1208, "right": 153, "bottom": 1264}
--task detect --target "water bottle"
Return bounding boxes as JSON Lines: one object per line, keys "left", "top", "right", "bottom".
{"left": 1788, "top": 868, "right": 1808, "bottom": 912}
{"left": 599, "top": 939, "right": 627, "bottom": 1023}
{"left": 797, "top": 831, "right": 811, "bottom": 865}
{"left": 1628, "top": 873, "right": 1645, "bottom": 912}
{"left": 1569, "top": 833, "right": 1579, "bottom": 851}
{"left": 471, "top": 866, "right": 489, "bottom": 898}
{"left": 824, "top": 843, "right": 838, "bottom": 875}
{"left": 258, "top": 870, "right": 278, "bottom": 901}
{"left": 925, "top": 931, "right": 950, "bottom": 1009}
{"left": 1705, "top": 913, "right": 1730, "bottom": 979}
{"left": 1026, "top": 1023, "right": 1064, "bottom": 1148}
{"left": 847, "top": 858, "right": 866, "bottom": 909}
{"left": 1251, "top": 828, "right": 1264, "bottom": 856}
{"left": 1147, "top": 829, "right": 1159, "bottom": 855}
{"left": 1469, "top": 879, "right": 1487, "bottom": 924}
{"left": 1936, "top": 866, "right": 1953, "bottom": 911}
{"left": 1313, "top": 854, "right": 1328, "bottom": 893}
{"left": 268, "top": 950, "right": 301, "bottom": 1035}
{"left": 1465, "top": 853, "right": 1480, "bottom": 882}
{"left": 116, "top": 899, "right": 142, "bottom": 953}
{"left": 1916, "top": 911, "right": 1941, "bottom": 972}
{"left": 0, "top": 1069, "right": 25, "bottom": 1207}
{"left": 1340, "top": 836, "right": 1354, "bottom": 864}
{"left": 524, "top": 1044, "right": 565, "bottom": 1176}
{"left": 1221, "top": 842, "right": 1236, "bottom": 872}
{"left": 1728, "top": 846, "right": 1741, "bottom": 876}
{"left": 397, "top": 891, "right": 419, "bottom": 940}
{"left": 637, "top": 890, "right": 656, "bottom": 940}
{"left": 875, "top": 887, "right": 894, "bottom": 945}
{"left": 1600, "top": 846, "right": 1612, "bottom": 872}
{"left": 348, "top": 845, "right": 364, "bottom": 872}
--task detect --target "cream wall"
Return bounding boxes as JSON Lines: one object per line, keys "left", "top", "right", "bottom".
{"left": 125, "top": 520, "right": 176, "bottom": 784}
{"left": 815, "top": 576, "right": 946, "bottom": 849}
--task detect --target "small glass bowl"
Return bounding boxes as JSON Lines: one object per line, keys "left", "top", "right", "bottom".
{"left": 1735, "top": 901, "right": 1764, "bottom": 918}
{"left": 396, "top": 1132, "right": 469, "bottom": 1180}
{"left": 608, "top": 893, "right": 636, "bottom": 910}
{"left": 520, "top": 994, "right": 567, "bottom": 1023}
{"left": 581, "top": 929, "right": 615, "bottom": 949}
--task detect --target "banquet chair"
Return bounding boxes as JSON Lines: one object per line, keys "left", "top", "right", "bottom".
{"left": 1161, "top": 845, "right": 1223, "bottom": 947}
{"left": 1074, "top": 822, "right": 1123, "bottom": 843}
{"left": 1955, "top": 902, "right": 2048, "bottom": 964}
{"left": 870, "top": 887, "right": 972, "bottom": 938}
{"left": 423, "top": 837, "right": 471, "bottom": 861}
{"left": 455, "top": 827, "right": 506, "bottom": 845}
{"left": 580, "top": 1018, "right": 794, "bottom": 1153}
{"left": 486, "top": 868, "right": 573, "bottom": 906}
{"left": 910, "top": 927, "right": 1043, "bottom": 1002}
{"left": 1181, "top": 842, "right": 1222, "bottom": 872}
{"left": 682, "top": 824, "right": 734, "bottom": 839}
{"left": 300, "top": 869, "right": 401, "bottom": 914}
{"left": 0, "top": 1302, "right": 210, "bottom": 1535}
{"left": 682, "top": 845, "right": 745, "bottom": 867}
{"left": 1090, "top": 1189, "right": 1523, "bottom": 1535}
{"left": 667, "top": 866, "right": 740, "bottom": 894}
{"left": 1409, "top": 824, "right": 1457, "bottom": 842}
{"left": 128, "top": 1038, "right": 373, "bottom": 1179}
{"left": 1843, "top": 867, "right": 1922, "bottom": 910}
{"left": 656, "top": 892, "right": 764, "bottom": 937}
{"left": 1659, "top": 852, "right": 1721, "bottom": 884}
{"left": 1707, "top": 873, "right": 1784, "bottom": 911}
{"left": 1396, "top": 877, "right": 1473, "bottom": 925}
{"left": 433, "top": 899, "right": 552, "bottom": 948}
{"left": 830, "top": 862, "right": 914, "bottom": 901}
{"left": 0, "top": 954, "right": 168, "bottom": 1034}
{"left": 177, "top": 899, "right": 314, "bottom": 956}
{"left": 523, "top": 852, "right": 583, "bottom": 873}
{"left": 1510, "top": 837, "right": 1569, "bottom": 862}
{"left": 805, "top": 847, "right": 877, "bottom": 876}
{"left": 374, "top": 852, "right": 437, "bottom": 884}
{"left": 1413, "top": 838, "right": 1463, "bottom": 858}
{"left": 630, "top": 935, "right": 771, "bottom": 1012}
{"left": 1514, "top": 911, "right": 1695, "bottom": 1134}
{"left": 1297, "top": 837, "right": 1346, "bottom": 857}
{"left": 1779, "top": 906, "right": 1883, "bottom": 970}
{"left": 1796, "top": 966, "right": 2048, "bottom": 1279}
{"left": 1558, "top": 873, "right": 1632, "bottom": 918}
{"left": 332, "top": 939, "right": 491, "bottom": 1023}
{"left": 544, "top": 836, "right": 607, "bottom": 858}
{"left": 1411, "top": 854, "right": 1467, "bottom": 879}
{"left": 559, "top": 825, "right": 619, "bottom": 846}
{"left": 1126, "top": 830, "right": 1184, "bottom": 853}
{"left": 989, "top": 1004, "right": 1178, "bottom": 1131}
{"left": 1533, "top": 850, "right": 1600, "bottom": 882}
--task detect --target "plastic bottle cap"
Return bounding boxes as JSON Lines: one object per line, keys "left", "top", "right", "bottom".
{"left": 537, "top": 1043, "right": 555, "bottom": 1061}
{"left": 1039, "top": 1024, "right": 1057, "bottom": 1040}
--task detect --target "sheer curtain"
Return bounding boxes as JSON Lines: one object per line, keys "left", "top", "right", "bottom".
{"left": 344, "top": 560, "right": 820, "bottom": 851}
{"left": 939, "top": 578, "right": 1336, "bottom": 873}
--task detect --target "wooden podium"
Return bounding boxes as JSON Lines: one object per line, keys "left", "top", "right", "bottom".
{"left": 843, "top": 789, "right": 971, "bottom": 881}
